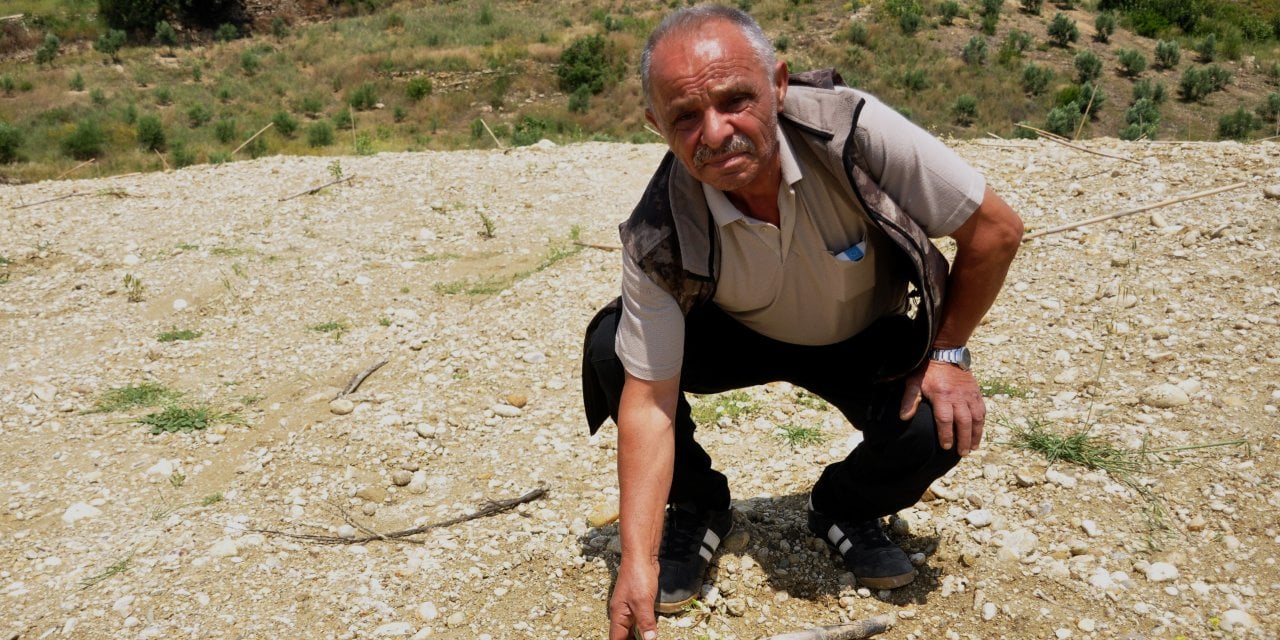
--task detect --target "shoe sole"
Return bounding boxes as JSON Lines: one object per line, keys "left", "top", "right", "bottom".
{"left": 807, "top": 511, "right": 917, "bottom": 590}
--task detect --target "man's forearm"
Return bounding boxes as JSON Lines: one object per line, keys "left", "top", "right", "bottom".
{"left": 933, "top": 185, "right": 1024, "bottom": 348}
{"left": 617, "top": 373, "right": 680, "bottom": 564}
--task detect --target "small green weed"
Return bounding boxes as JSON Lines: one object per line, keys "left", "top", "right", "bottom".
{"left": 80, "top": 552, "right": 133, "bottom": 589}
{"left": 691, "top": 390, "right": 760, "bottom": 426}
{"left": 201, "top": 493, "right": 224, "bottom": 506}
{"left": 478, "top": 212, "right": 497, "bottom": 238}
{"left": 138, "top": 404, "right": 236, "bottom": 434}
{"left": 378, "top": 316, "right": 392, "bottom": 327}
{"left": 210, "top": 246, "right": 255, "bottom": 257}
{"left": 1005, "top": 417, "right": 1142, "bottom": 475}
{"left": 776, "top": 423, "right": 827, "bottom": 449}
{"left": 168, "top": 471, "right": 186, "bottom": 488}
{"left": 123, "top": 273, "right": 145, "bottom": 302}
{"left": 91, "top": 383, "right": 181, "bottom": 413}
{"left": 157, "top": 328, "right": 202, "bottom": 342}
{"left": 979, "top": 377, "right": 1028, "bottom": 398}
{"left": 792, "top": 390, "right": 829, "bottom": 410}
{"left": 309, "top": 320, "right": 349, "bottom": 340}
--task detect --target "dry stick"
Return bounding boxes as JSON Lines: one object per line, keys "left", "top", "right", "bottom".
{"left": 249, "top": 487, "right": 548, "bottom": 545}
{"left": 479, "top": 118, "right": 505, "bottom": 150}
{"left": 280, "top": 174, "right": 357, "bottom": 202}
{"left": 54, "top": 158, "right": 95, "bottom": 181}
{"left": 764, "top": 616, "right": 893, "bottom": 640}
{"left": 1022, "top": 182, "right": 1247, "bottom": 241}
{"left": 336, "top": 358, "right": 388, "bottom": 398}
{"left": 13, "top": 191, "right": 86, "bottom": 210}
{"left": 1016, "top": 123, "right": 1141, "bottom": 165}
{"left": 573, "top": 240, "right": 623, "bottom": 251}
{"left": 154, "top": 149, "right": 170, "bottom": 172}
{"left": 1015, "top": 123, "right": 1069, "bottom": 142}
{"left": 1073, "top": 83, "right": 1098, "bottom": 141}
{"left": 232, "top": 122, "right": 274, "bottom": 156}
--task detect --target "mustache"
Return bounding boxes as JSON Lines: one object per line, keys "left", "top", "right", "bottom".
{"left": 693, "top": 134, "right": 756, "bottom": 169}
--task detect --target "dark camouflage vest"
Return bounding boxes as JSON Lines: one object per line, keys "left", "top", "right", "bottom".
{"left": 618, "top": 69, "right": 951, "bottom": 381}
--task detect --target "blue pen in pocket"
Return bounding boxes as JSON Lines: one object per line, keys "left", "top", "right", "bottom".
{"left": 835, "top": 240, "right": 867, "bottom": 262}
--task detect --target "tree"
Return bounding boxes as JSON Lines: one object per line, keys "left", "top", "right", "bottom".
{"left": 136, "top": 114, "right": 166, "bottom": 151}
{"left": 1074, "top": 50, "right": 1101, "bottom": 83}
{"left": 154, "top": 20, "right": 178, "bottom": 48}
{"left": 1217, "top": 107, "right": 1258, "bottom": 141}
{"left": 1047, "top": 13, "right": 1078, "bottom": 47}
{"left": 557, "top": 34, "right": 624, "bottom": 95}
{"left": 1094, "top": 12, "right": 1116, "bottom": 43}
{"left": 1155, "top": 41, "right": 1180, "bottom": 70}
{"left": 1117, "top": 49, "right": 1147, "bottom": 78}
{"left": 94, "top": 29, "right": 127, "bottom": 63}
{"left": 1022, "top": 63, "right": 1053, "bottom": 95}
{"left": 0, "top": 122, "right": 22, "bottom": 164}
{"left": 34, "top": 33, "right": 61, "bottom": 65}
{"left": 1120, "top": 98, "right": 1160, "bottom": 141}
{"left": 98, "top": 0, "right": 176, "bottom": 36}
{"left": 963, "top": 36, "right": 988, "bottom": 66}
{"left": 1020, "top": 0, "right": 1043, "bottom": 15}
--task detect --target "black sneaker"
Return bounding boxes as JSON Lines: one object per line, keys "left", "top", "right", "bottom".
{"left": 655, "top": 503, "right": 733, "bottom": 614}
{"left": 807, "top": 501, "right": 916, "bottom": 590}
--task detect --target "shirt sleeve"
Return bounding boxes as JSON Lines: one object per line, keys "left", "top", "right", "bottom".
{"left": 615, "top": 249, "right": 685, "bottom": 381}
{"left": 850, "top": 90, "right": 986, "bottom": 238}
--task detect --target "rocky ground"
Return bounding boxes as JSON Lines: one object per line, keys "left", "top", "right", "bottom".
{"left": 1, "top": 138, "right": 1278, "bottom": 640}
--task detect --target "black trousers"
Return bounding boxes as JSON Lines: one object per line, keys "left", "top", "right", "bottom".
{"left": 583, "top": 302, "right": 961, "bottom": 522}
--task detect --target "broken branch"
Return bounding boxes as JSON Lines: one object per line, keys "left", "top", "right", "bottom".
{"left": 54, "top": 158, "right": 96, "bottom": 181}
{"left": 336, "top": 358, "right": 388, "bottom": 398}
{"left": 13, "top": 192, "right": 87, "bottom": 210}
{"left": 280, "top": 174, "right": 358, "bottom": 202}
{"left": 1023, "top": 182, "right": 1247, "bottom": 241}
{"left": 573, "top": 240, "right": 623, "bottom": 251}
{"left": 232, "top": 122, "right": 274, "bottom": 156}
{"left": 764, "top": 615, "right": 893, "bottom": 640}
{"left": 1015, "top": 123, "right": 1141, "bottom": 165}
{"left": 479, "top": 118, "right": 505, "bottom": 150}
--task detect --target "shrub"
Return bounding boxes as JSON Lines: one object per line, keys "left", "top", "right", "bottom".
{"left": 272, "top": 110, "right": 299, "bottom": 137}
{"left": 901, "top": 68, "right": 929, "bottom": 92}
{"left": 215, "top": 23, "right": 239, "bottom": 42}
{"left": 1074, "top": 50, "right": 1101, "bottom": 83}
{"left": 35, "top": 33, "right": 60, "bottom": 65}
{"left": 69, "top": 71, "right": 85, "bottom": 91}
{"left": 298, "top": 95, "right": 323, "bottom": 117}
{"left": 1022, "top": 63, "right": 1053, "bottom": 95}
{"left": 0, "top": 75, "right": 13, "bottom": 95}
{"left": 1045, "top": 103, "right": 1081, "bottom": 136}
{"left": 154, "top": 86, "right": 172, "bottom": 105}
{"left": 186, "top": 103, "right": 212, "bottom": 127}
{"left": 1117, "top": 49, "right": 1146, "bottom": 78}
{"left": 998, "top": 30, "right": 1032, "bottom": 64}
{"left": 1179, "top": 66, "right": 1212, "bottom": 101}
{"left": 0, "top": 122, "right": 22, "bottom": 163}
{"left": 1120, "top": 97, "right": 1159, "bottom": 140}
{"left": 214, "top": 118, "right": 236, "bottom": 143}
{"left": 170, "top": 140, "right": 195, "bottom": 168}
{"left": 511, "top": 115, "right": 551, "bottom": 146}
{"left": 348, "top": 83, "right": 378, "bottom": 110}
{"left": 952, "top": 94, "right": 978, "bottom": 126}
{"left": 963, "top": 37, "right": 988, "bottom": 66}
{"left": 94, "top": 29, "right": 127, "bottom": 62}
{"left": 1094, "top": 12, "right": 1116, "bottom": 43}
{"left": 392, "top": 106, "right": 406, "bottom": 122}
{"left": 557, "top": 34, "right": 623, "bottom": 95}
{"left": 1076, "top": 81, "right": 1106, "bottom": 117}
{"left": 91, "top": 88, "right": 107, "bottom": 105}
{"left": 99, "top": 0, "right": 174, "bottom": 35}
{"left": 939, "top": 1, "right": 961, "bottom": 25}
{"left": 886, "top": 0, "right": 923, "bottom": 35}
{"left": 1196, "top": 34, "right": 1216, "bottom": 63}
{"left": 980, "top": 12, "right": 999, "bottom": 35}
{"left": 1020, "top": 0, "right": 1042, "bottom": 15}
{"left": 1217, "top": 107, "right": 1258, "bottom": 141}
{"left": 272, "top": 16, "right": 288, "bottom": 39}
{"left": 137, "top": 114, "right": 166, "bottom": 150}
{"left": 1133, "top": 79, "right": 1166, "bottom": 104}
{"left": 568, "top": 85, "right": 591, "bottom": 113}
{"left": 847, "top": 21, "right": 869, "bottom": 46}
{"left": 1258, "top": 93, "right": 1280, "bottom": 123}
{"left": 333, "top": 107, "right": 353, "bottom": 130}
{"left": 405, "top": 77, "right": 432, "bottom": 102}
{"left": 62, "top": 119, "right": 105, "bottom": 159}
{"left": 1047, "top": 13, "right": 1078, "bottom": 47}
{"left": 980, "top": 0, "right": 1002, "bottom": 18}
{"left": 154, "top": 20, "right": 177, "bottom": 47}
{"left": 307, "top": 121, "right": 334, "bottom": 147}
{"left": 1154, "top": 40, "right": 1180, "bottom": 70}
{"left": 1205, "top": 64, "right": 1233, "bottom": 92}
{"left": 240, "top": 51, "right": 260, "bottom": 75}
{"left": 123, "top": 102, "right": 137, "bottom": 124}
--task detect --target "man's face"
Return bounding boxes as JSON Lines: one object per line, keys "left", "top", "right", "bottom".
{"left": 645, "top": 20, "right": 787, "bottom": 194}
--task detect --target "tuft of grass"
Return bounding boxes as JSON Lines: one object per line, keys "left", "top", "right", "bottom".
{"left": 776, "top": 423, "right": 827, "bottom": 449}
{"left": 90, "top": 382, "right": 181, "bottom": 413}
{"left": 123, "top": 273, "right": 145, "bottom": 302}
{"left": 1005, "top": 417, "right": 1143, "bottom": 476}
{"left": 308, "top": 319, "right": 349, "bottom": 338}
{"left": 168, "top": 471, "right": 186, "bottom": 488}
{"left": 434, "top": 233, "right": 584, "bottom": 296}
{"left": 201, "top": 493, "right": 224, "bottom": 506}
{"left": 792, "top": 390, "right": 829, "bottom": 410}
{"left": 210, "top": 246, "right": 255, "bottom": 257}
{"left": 157, "top": 328, "right": 202, "bottom": 342}
{"left": 137, "top": 404, "right": 237, "bottom": 434}
{"left": 691, "top": 390, "right": 760, "bottom": 426}
{"left": 980, "top": 377, "right": 1028, "bottom": 398}
{"left": 80, "top": 552, "right": 134, "bottom": 590}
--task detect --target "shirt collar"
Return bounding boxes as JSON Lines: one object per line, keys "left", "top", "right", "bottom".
{"left": 703, "top": 126, "right": 803, "bottom": 228}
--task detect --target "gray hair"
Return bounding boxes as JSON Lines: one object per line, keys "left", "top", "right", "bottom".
{"left": 640, "top": 4, "right": 778, "bottom": 109}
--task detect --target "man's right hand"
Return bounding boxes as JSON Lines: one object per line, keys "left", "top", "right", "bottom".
{"left": 609, "top": 558, "right": 659, "bottom": 640}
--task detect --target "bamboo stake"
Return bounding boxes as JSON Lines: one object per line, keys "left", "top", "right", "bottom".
{"left": 279, "top": 174, "right": 357, "bottom": 201}
{"left": 13, "top": 192, "right": 86, "bottom": 210}
{"left": 1073, "top": 83, "right": 1098, "bottom": 141}
{"left": 479, "top": 118, "right": 505, "bottom": 150}
{"left": 232, "top": 122, "right": 274, "bottom": 156}
{"left": 1015, "top": 123, "right": 1069, "bottom": 142}
{"left": 154, "top": 148, "right": 169, "bottom": 172}
{"left": 1021, "top": 125, "right": 1141, "bottom": 165}
{"left": 1023, "top": 182, "right": 1247, "bottom": 241}
{"left": 54, "top": 158, "right": 95, "bottom": 181}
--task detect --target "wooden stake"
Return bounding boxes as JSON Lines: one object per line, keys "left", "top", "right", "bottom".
{"left": 232, "top": 122, "right": 274, "bottom": 156}
{"left": 279, "top": 174, "right": 357, "bottom": 202}
{"left": 1022, "top": 182, "right": 1247, "bottom": 241}
{"left": 54, "top": 158, "right": 95, "bottom": 181}
{"left": 1074, "top": 83, "right": 1099, "bottom": 141}
{"left": 154, "top": 148, "right": 170, "bottom": 172}
{"left": 13, "top": 192, "right": 86, "bottom": 210}
{"left": 479, "top": 118, "right": 505, "bottom": 150}
{"left": 1015, "top": 123, "right": 1141, "bottom": 165}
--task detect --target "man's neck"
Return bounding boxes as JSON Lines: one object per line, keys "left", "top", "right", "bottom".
{"left": 724, "top": 160, "right": 782, "bottom": 227}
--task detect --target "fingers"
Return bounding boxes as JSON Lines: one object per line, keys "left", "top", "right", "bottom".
{"left": 932, "top": 400, "right": 954, "bottom": 451}
{"left": 899, "top": 373, "right": 924, "bottom": 421}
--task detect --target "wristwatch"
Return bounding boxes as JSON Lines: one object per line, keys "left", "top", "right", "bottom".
{"left": 929, "top": 346, "right": 972, "bottom": 371}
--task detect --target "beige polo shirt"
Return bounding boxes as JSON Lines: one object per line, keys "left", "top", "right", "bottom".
{"left": 617, "top": 93, "right": 985, "bottom": 381}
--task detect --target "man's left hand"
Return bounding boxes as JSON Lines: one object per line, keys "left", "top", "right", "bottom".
{"left": 899, "top": 360, "right": 985, "bottom": 456}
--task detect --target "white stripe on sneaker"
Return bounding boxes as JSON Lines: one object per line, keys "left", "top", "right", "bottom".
{"left": 827, "top": 525, "right": 853, "bottom": 556}
{"left": 704, "top": 529, "right": 722, "bottom": 551}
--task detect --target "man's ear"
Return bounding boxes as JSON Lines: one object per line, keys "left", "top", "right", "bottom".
{"left": 774, "top": 60, "right": 789, "bottom": 112}
{"left": 644, "top": 108, "right": 660, "bottom": 132}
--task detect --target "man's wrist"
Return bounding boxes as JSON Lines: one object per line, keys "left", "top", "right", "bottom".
{"left": 928, "top": 345, "right": 972, "bottom": 371}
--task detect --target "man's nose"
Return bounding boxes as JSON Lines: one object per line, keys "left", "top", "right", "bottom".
{"left": 699, "top": 109, "right": 733, "bottom": 151}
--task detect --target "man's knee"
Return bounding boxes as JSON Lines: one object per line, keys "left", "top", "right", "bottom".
{"left": 584, "top": 302, "right": 621, "bottom": 364}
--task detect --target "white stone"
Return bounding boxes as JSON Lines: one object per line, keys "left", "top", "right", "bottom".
{"left": 1219, "top": 609, "right": 1260, "bottom": 633}
{"left": 521, "top": 351, "right": 546, "bottom": 364}
{"left": 1081, "top": 520, "right": 1100, "bottom": 537}
{"left": 1077, "top": 618, "right": 1096, "bottom": 632}
{"left": 965, "top": 509, "right": 993, "bottom": 528}
{"left": 491, "top": 403, "right": 521, "bottom": 418}
{"left": 982, "top": 602, "right": 997, "bottom": 620}
{"left": 208, "top": 538, "right": 238, "bottom": 558}
{"left": 31, "top": 383, "right": 57, "bottom": 402}
{"left": 113, "top": 595, "right": 135, "bottom": 616}
{"left": 145, "top": 459, "right": 176, "bottom": 478}
{"left": 997, "top": 529, "right": 1039, "bottom": 561}
{"left": 172, "top": 298, "right": 189, "bottom": 311}
{"left": 1263, "top": 184, "right": 1280, "bottom": 200}
{"left": 62, "top": 502, "right": 101, "bottom": 525}
{"left": 123, "top": 254, "right": 141, "bottom": 266}
{"left": 1088, "top": 568, "right": 1114, "bottom": 590}
{"left": 1140, "top": 384, "right": 1190, "bottom": 408}
{"left": 337, "top": 525, "right": 357, "bottom": 539}
{"left": 329, "top": 398, "right": 355, "bottom": 415}
{"left": 205, "top": 432, "right": 225, "bottom": 445}
{"left": 373, "top": 622, "right": 413, "bottom": 637}
{"left": 354, "top": 275, "right": 373, "bottom": 286}
{"left": 1046, "top": 468, "right": 1078, "bottom": 488}
{"left": 1143, "top": 562, "right": 1179, "bottom": 582}
{"left": 415, "top": 601, "right": 439, "bottom": 622}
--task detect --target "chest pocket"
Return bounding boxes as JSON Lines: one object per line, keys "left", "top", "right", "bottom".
{"left": 825, "top": 233, "right": 877, "bottom": 302}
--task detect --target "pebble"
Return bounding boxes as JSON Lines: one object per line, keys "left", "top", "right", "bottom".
{"left": 373, "top": 622, "right": 413, "bottom": 637}
{"left": 722, "top": 530, "right": 750, "bottom": 553}
{"left": 62, "top": 502, "right": 101, "bottom": 524}
{"left": 208, "top": 538, "right": 238, "bottom": 558}
{"left": 965, "top": 509, "right": 993, "bottom": 528}
{"left": 1140, "top": 384, "right": 1190, "bottom": 408}
{"left": 445, "top": 611, "right": 467, "bottom": 628}
{"left": 205, "top": 432, "right": 225, "bottom": 445}
{"left": 1142, "top": 562, "right": 1179, "bottom": 582}
{"left": 415, "top": 602, "right": 439, "bottom": 622}
{"left": 406, "top": 470, "right": 428, "bottom": 494}
{"left": 504, "top": 393, "right": 528, "bottom": 408}
{"left": 491, "top": 403, "right": 521, "bottom": 418}
{"left": 982, "top": 602, "right": 997, "bottom": 620}
{"left": 337, "top": 525, "right": 357, "bottom": 539}
{"left": 329, "top": 398, "right": 355, "bottom": 415}
{"left": 31, "top": 383, "right": 57, "bottom": 402}
{"left": 1046, "top": 468, "right": 1078, "bottom": 488}
{"left": 1219, "top": 609, "right": 1260, "bottom": 633}
{"left": 1263, "top": 184, "right": 1280, "bottom": 199}
{"left": 1081, "top": 520, "right": 1100, "bottom": 537}
{"left": 172, "top": 298, "right": 188, "bottom": 311}
{"left": 521, "top": 351, "right": 546, "bottom": 364}
{"left": 356, "top": 486, "right": 387, "bottom": 503}
{"left": 145, "top": 459, "right": 176, "bottom": 478}
{"left": 391, "top": 470, "right": 413, "bottom": 487}
{"left": 1077, "top": 618, "right": 1096, "bottom": 632}
{"left": 996, "top": 529, "right": 1039, "bottom": 562}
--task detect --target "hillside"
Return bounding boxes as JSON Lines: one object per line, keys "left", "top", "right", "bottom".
{"left": 1, "top": 136, "right": 1278, "bottom": 638}
{"left": 1, "top": 0, "right": 1279, "bottom": 182}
